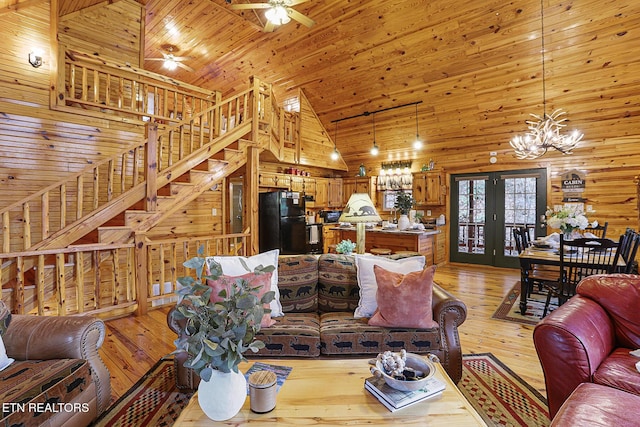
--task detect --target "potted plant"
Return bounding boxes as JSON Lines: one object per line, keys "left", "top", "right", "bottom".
{"left": 170, "top": 249, "right": 275, "bottom": 421}
{"left": 394, "top": 192, "right": 414, "bottom": 229}
{"left": 336, "top": 239, "right": 357, "bottom": 255}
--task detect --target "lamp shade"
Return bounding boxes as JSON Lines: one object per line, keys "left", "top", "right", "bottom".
{"left": 339, "top": 193, "right": 382, "bottom": 224}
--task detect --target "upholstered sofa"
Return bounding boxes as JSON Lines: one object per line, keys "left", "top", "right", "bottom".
{"left": 0, "top": 301, "right": 111, "bottom": 427}
{"left": 168, "top": 253, "right": 467, "bottom": 390}
{"left": 533, "top": 274, "right": 640, "bottom": 421}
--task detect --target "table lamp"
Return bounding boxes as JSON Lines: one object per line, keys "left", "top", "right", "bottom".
{"left": 338, "top": 193, "right": 382, "bottom": 254}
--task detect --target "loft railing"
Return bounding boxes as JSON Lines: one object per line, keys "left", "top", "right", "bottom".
{"left": 0, "top": 232, "right": 249, "bottom": 317}
{"left": 54, "top": 48, "right": 221, "bottom": 124}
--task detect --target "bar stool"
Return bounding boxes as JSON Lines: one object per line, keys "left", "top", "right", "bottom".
{"left": 394, "top": 250, "right": 420, "bottom": 257}
{"left": 370, "top": 248, "right": 392, "bottom": 256}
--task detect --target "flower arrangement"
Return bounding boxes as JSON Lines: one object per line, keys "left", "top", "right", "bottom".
{"left": 336, "top": 239, "right": 356, "bottom": 254}
{"left": 545, "top": 205, "right": 590, "bottom": 235}
{"left": 169, "top": 248, "right": 275, "bottom": 380}
{"left": 394, "top": 192, "right": 414, "bottom": 215}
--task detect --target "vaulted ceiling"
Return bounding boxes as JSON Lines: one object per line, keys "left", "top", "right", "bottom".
{"left": 61, "top": 0, "right": 640, "bottom": 167}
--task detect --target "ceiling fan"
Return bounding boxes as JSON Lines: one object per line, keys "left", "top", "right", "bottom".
{"left": 230, "top": 0, "right": 315, "bottom": 32}
{"left": 145, "top": 44, "right": 194, "bottom": 72}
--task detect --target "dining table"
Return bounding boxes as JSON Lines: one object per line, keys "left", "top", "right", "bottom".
{"left": 517, "top": 245, "right": 624, "bottom": 315}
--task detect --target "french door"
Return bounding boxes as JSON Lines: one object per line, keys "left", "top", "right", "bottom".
{"left": 450, "top": 169, "right": 547, "bottom": 268}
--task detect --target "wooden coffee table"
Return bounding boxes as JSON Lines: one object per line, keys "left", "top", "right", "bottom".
{"left": 174, "top": 358, "right": 487, "bottom": 426}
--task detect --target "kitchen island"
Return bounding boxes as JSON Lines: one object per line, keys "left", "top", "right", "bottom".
{"left": 335, "top": 227, "right": 440, "bottom": 265}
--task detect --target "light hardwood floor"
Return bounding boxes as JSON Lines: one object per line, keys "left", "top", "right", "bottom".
{"left": 99, "top": 263, "right": 545, "bottom": 401}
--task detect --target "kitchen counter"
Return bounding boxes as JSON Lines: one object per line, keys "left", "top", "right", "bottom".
{"left": 334, "top": 227, "right": 439, "bottom": 264}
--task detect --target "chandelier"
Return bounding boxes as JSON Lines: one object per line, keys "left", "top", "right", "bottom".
{"left": 510, "top": 0, "right": 583, "bottom": 160}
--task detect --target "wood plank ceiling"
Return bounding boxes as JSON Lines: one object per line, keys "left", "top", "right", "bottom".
{"left": 59, "top": 0, "right": 640, "bottom": 168}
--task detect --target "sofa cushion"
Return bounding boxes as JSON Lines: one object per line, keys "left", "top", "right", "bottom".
{"left": 317, "top": 254, "right": 360, "bottom": 313}
{"left": 319, "top": 312, "right": 440, "bottom": 355}
{"left": 353, "top": 254, "right": 425, "bottom": 318}
{"left": 592, "top": 347, "right": 640, "bottom": 396}
{"left": 550, "top": 383, "right": 640, "bottom": 427}
{"left": 277, "top": 255, "right": 319, "bottom": 313}
{"left": 209, "top": 249, "right": 283, "bottom": 317}
{"left": 0, "top": 335, "right": 14, "bottom": 371}
{"left": 0, "top": 359, "right": 93, "bottom": 426}
{"left": 369, "top": 264, "right": 438, "bottom": 329}
{"left": 577, "top": 274, "right": 640, "bottom": 348}
{"left": 255, "top": 313, "right": 321, "bottom": 357}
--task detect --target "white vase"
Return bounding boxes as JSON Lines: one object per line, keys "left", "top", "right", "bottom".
{"left": 398, "top": 214, "right": 411, "bottom": 230}
{"left": 197, "top": 369, "right": 247, "bottom": 421}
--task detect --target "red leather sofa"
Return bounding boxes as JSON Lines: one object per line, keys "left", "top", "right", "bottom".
{"left": 533, "top": 274, "right": 640, "bottom": 421}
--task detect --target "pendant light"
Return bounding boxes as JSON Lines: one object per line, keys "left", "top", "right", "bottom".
{"left": 331, "top": 121, "right": 340, "bottom": 160}
{"left": 510, "top": 0, "right": 583, "bottom": 159}
{"left": 412, "top": 103, "right": 422, "bottom": 150}
{"left": 370, "top": 113, "right": 379, "bottom": 155}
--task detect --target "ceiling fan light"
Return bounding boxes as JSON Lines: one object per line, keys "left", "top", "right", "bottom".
{"left": 163, "top": 55, "right": 178, "bottom": 71}
{"left": 266, "top": 5, "right": 290, "bottom": 25}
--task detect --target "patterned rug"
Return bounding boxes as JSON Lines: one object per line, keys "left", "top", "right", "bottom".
{"left": 92, "top": 354, "right": 549, "bottom": 426}
{"left": 461, "top": 353, "right": 549, "bottom": 426}
{"left": 491, "top": 282, "right": 558, "bottom": 326}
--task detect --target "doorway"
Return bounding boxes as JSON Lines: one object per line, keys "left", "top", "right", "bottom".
{"left": 449, "top": 168, "right": 547, "bottom": 268}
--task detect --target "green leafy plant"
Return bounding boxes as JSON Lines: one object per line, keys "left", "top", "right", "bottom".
{"left": 394, "top": 192, "right": 414, "bottom": 215}
{"left": 169, "top": 248, "right": 275, "bottom": 380}
{"left": 336, "top": 239, "right": 356, "bottom": 254}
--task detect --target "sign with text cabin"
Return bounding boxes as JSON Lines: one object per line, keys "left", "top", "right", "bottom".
{"left": 561, "top": 169, "right": 586, "bottom": 202}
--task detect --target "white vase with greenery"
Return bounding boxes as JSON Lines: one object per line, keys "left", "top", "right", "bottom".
{"left": 395, "top": 192, "right": 414, "bottom": 230}
{"left": 169, "top": 249, "right": 275, "bottom": 421}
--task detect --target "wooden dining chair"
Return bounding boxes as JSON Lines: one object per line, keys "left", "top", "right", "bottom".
{"left": 543, "top": 235, "right": 619, "bottom": 317}
{"left": 613, "top": 228, "right": 640, "bottom": 274}
{"left": 584, "top": 221, "right": 608, "bottom": 238}
{"left": 514, "top": 227, "right": 558, "bottom": 298}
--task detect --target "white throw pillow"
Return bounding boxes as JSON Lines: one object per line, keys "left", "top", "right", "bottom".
{"left": 208, "top": 249, "right": 283, "bottom": 317}
{"left": 0, "top": 334, "right": 14, "bottom": 371}
{"left": 354, "top": 254, "right": 426, "bottom": 318}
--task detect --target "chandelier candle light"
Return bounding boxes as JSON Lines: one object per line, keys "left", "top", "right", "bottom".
{"left": 510, "top": 0, "right": 583, "bottom": 160}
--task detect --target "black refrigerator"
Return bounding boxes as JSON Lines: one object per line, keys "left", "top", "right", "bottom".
{"left": 259, "top": 191, "right": 307, "bottom": 255}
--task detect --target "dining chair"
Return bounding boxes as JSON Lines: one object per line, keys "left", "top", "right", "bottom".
{"left": 543, "top": 235, "right": 619, "bottom": 317}
{"left": 514, "top": 227, "right": 558, "bottom": 298}
{"left": 613, "top": 228, "right": 640, "bottom": 274}
{"left": 584, "top": 221, "right": 608, "bottom": 238}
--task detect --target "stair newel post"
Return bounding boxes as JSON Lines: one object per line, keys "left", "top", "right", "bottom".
{"left": 145, "top": 123, "right": 158, "bottom": 212}
{"left": 134, "top": 232, "right": 148, "bottom": 316}
{"left": 246, "top": 146, "right": 260, "bottom": 256}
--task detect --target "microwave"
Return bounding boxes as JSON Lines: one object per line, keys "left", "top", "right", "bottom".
{"left": 321, "top": 210, "right": 342, "bottom": 223}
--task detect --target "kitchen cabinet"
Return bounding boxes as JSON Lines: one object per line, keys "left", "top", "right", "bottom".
{"left": 342, "top": 177, "right": 377, "bottom": 207}
{"left": 322, "top": 226, "right": 341, "bottom": 253}
{"left": 259, "top": 172, "right": 290, "bottom": 188}
{"left": 314, "top": 178, "right": 328, "bottom": 207}
{"left": 327, "top": 178, "right": 343, "bottom": 208}
{"left": 434, "top": 227, "right": 446, "bottom": 265}
{"left": 413, "top": 171, "right": 445, "bottom": 206}
{"left": 290, "top": 176, "right": 305, "bottom": 193}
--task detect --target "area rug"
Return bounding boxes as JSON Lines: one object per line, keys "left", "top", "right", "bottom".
{"left": 92, "top": 354, "right": 549, "bottom": 426}
{"left": 460, "top": 353, "right": 549, "bottom": 426}
{"left": 491, "top": 282, "right": 558, "bottom": 326}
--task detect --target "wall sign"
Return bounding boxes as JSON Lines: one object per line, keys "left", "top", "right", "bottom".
{"left": 561, "top": 169, "right": 586, "bottom": 202}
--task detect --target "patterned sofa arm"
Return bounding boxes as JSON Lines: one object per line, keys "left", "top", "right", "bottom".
{"left": 4, "top": 314, "right": 112, "bottom": 414}
{"left": 432, "top": 283, "right": 467, "bottom": 383}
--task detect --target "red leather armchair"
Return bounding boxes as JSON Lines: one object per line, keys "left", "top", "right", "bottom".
{"left": 533, "top": 274, "right": 640, "bottom": 419}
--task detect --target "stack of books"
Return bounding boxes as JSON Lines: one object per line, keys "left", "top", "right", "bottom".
{"left": 364, "top": 375, "right": 446, "bottom": 412}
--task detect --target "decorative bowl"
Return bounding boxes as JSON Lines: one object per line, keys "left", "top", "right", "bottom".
{"left": 370, "top": 352, "right": 436, "bottom": 392}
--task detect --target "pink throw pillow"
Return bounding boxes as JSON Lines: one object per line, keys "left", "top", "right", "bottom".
{"left": 368, "top": 264, "right": 438, "bottom": 329}
{"left": 207, "top": 271, "right": 276, "bottom": 328}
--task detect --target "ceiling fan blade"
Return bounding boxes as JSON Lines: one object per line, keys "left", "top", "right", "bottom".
{"left": 145, "top": 58, "right": 165, "bottom": 61}
{"left": 288, "top": 8, "right": 315, "bottom": 27}
{"left": 287, "top": 0, "right": 311, "bottom": 5}
{"left": 230, "top": 3, "right": 271, "bottom": 10}
{"left": 176, "top": 62, "right": 195, "bottom": 73}
{"left": 263, "top": 21, "right": 276, "bottom": 32}
{"left": 171, "top": 56, "right": 193, "bottom": 61}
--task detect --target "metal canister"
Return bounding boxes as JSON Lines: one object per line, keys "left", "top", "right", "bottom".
{"left": 248, "top": 370, "right": 277, "bottom": 413}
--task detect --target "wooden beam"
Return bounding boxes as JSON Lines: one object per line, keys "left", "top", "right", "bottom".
{"left": 246, "top": 146, "right": 259, "bottom": 255}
